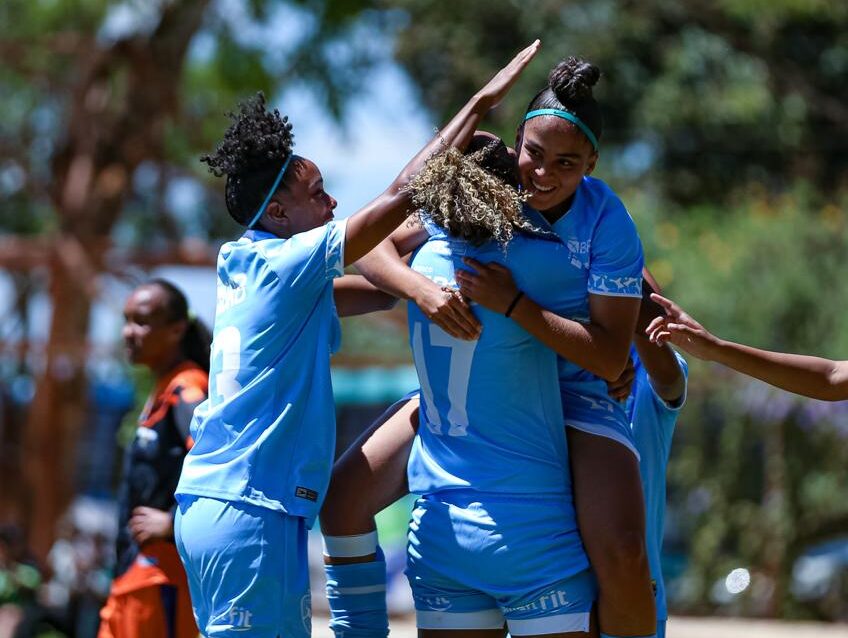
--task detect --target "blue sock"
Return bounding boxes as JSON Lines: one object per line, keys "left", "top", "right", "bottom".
{"left": 325, "top": 546, "right": 388, "bottom": 638}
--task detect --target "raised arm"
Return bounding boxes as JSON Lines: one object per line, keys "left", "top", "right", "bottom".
{"left": 647, "top": 292, "right": 848, "bottom": 401}
{"left": 342, "top": 40, "right": 540, "bottom": 266}
{"left": 457, "top": 259, "right": 639, "bottom": 381}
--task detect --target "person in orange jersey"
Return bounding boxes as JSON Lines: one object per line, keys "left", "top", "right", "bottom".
{"left": 99, "top": 279, "right": 210, "bottom": 638}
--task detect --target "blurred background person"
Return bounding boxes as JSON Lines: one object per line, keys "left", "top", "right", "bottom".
{"left": 98, "top": 280, "right": 209, "bottom": 638}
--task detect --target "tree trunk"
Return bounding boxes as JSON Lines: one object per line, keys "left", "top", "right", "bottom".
{"left": 23, "top": 0, "right": 210, "bottom": 561}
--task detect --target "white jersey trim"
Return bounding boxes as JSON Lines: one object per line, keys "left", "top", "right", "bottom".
{"left": 507, "top": 611, "right": 591, "bottom": 635}
{"left": 565, "top": 419, "right": 641, "bottom": 461}
{"left": 416, "top": 609, "right": 505, "bottom": 630}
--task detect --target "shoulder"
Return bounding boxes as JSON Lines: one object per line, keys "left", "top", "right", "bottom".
{"left": 168, "top": 364, "right": 209, "bottom": 404}
{"left": 580, "top": 177, "right": 630, "bottom": 223}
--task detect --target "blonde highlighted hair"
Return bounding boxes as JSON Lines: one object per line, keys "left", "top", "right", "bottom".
{"left": 404, "top": 136, "right": 535, "bottom": 246}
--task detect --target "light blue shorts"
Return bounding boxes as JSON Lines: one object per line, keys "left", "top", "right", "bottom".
{"left": 175, "top": 495, "right": 311, "bottom": 638}
{"left": 406, "top": 492, "right": 596, "bottom": 635}
{"left": 562, "top": 387, "right": 639, "bottom": 460}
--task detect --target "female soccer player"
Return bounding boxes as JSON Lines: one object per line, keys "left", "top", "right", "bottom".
{"left": 370, "top": 136, "right": 599, "bottom": 636}
{"left": 99, "top": 280, "right": 210, "bottom": 638}
{"left": 647, "top": 293, "right": 848, "bottom": 401}
{"left": 172, "top": 41, "right": 541, "bottom": 638}
{"left": 323, "top": 57, "right": 655, "bottom": 638}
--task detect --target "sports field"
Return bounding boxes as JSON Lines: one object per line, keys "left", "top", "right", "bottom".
{"left": 312, "top": 614, "right": 848, "bottom": 638}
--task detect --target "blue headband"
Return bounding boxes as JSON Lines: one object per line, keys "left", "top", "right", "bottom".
{"left": 247, "top": 154, "right": 294, "bottom": 229}
{"left": 524, "top": 108, "right": 599, "bottom": 152}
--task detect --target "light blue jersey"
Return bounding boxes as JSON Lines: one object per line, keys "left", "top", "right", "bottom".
{"left": 524, "top": 176, "right": 645, "bottom": 455}
{"left": 626, "top": 351, "right": 688, "bottom": 621}
{"left": 175, "top": 221, "right": 346, "bottom": 526}
{"left": 404, "top": 225, "right": 594, "bottom": 631}
{"left": 407, "top": 227, "right": 575, "bottom": 497}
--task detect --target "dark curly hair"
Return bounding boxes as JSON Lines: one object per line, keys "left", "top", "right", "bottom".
{"left": 525, "top": 56, "right": 603, "bottom": 150}
{"left": 404, "top": 134, "right": 535, "bottom": 246}
{"left": 201, "top": 93, "right": 296, "bottom": 226}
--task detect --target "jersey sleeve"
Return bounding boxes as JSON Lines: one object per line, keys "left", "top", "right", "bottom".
{"left": 589, "top": 194, "right": 644, "bottom": 298}
{"left": 646, "top": 352, "right": 689, "bottom": 418}
{"left": 421, "top": 218, "right": 448, "bottom": 239}
{"left": 264, "top": 219, "right": 347, "bottom": 291}
{"left": 171, "top": 377, "right": 209, "bottom": 448}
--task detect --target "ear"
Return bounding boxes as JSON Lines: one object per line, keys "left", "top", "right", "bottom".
{"left": 584, "top": 151, "right": 598, "bottom": 176}
{"left": 265, "top": 199, "right": 287, "bottom": 223}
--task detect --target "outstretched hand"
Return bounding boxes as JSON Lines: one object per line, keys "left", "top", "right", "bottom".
{"left": 645, "top": 293, "right": 717, "bottom": 360}
{"left": 477, "top": 40, "right": 541, "bottom": 109}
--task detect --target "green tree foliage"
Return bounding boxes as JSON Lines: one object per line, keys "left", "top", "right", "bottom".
{"left": 385, "top": 0, "right": 848, "bottom": 203}
{"left": 631, "top": 188, "right": 848, "bottom": 617}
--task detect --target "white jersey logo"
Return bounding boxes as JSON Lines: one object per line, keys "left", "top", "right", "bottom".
{"left": 217, "top": 274, "right": 247, "bottom": 313}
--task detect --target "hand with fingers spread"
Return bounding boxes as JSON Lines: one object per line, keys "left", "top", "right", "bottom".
{"left": 606, "top": 357, "right": 635, "bottom": 402}
{"left": 415, "top": 282, "right": 481, "bottom": 341}
{"left": 476, "top": 40, "right": 541, "bottom": 110}
{"left": 456, "top": 258, "right": 521, "bottom": 315}
{"left": 646, "top": 293, "right": 718, "bottom": 360}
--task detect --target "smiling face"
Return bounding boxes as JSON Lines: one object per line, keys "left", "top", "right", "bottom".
{"left": 517, "top": 116, "right": 598, "bottom": 215}
{"left": 269, "top": 157, "right": 338, "bottom": 237}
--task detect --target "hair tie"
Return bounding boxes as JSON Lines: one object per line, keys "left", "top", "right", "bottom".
{"left": 247, "top": 154, "right": 293, "bottom": 229}
{"left": 524, "top": 108, "right": 599, "bottom": 152}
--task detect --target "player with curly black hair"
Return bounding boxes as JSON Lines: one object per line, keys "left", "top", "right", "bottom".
{"left": 173, "top": 41, "right": 540, "bottom": 638}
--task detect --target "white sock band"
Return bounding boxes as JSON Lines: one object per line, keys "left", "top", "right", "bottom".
{"left": 323, "top": 531, "right": 379, "bottom": 558}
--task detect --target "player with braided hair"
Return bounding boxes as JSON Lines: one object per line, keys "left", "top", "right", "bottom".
{"left": 173, "top": 41, "right": 540, "bottom": 638}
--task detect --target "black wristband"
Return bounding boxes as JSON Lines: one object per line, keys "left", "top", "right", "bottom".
{"left": 504, "top": 291, "right": 525, "bottom": 318}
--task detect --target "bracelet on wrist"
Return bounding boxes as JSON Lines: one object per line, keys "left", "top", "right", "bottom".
{"left": 505, "top": 291, "right": 524, "bottom": 318}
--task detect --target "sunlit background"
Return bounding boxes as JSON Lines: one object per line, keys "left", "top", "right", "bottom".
{"left": 1, "top": 0, "right": 848, "bottom": 636}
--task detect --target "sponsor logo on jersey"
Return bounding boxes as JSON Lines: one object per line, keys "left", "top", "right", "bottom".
{"left": 420, "top": 595, "right": 452, "bottom": 611}
{"left": 295, "top": 486, "right": 318, "bottom": 502}
{"left": 217, "top": 274, "right": 247, "bottom": 313}
{"left": 503, "top": 589, "right": 572, "bottom": 613}
{"left": 226, "top": 606, "right": 253, "bottom": 631}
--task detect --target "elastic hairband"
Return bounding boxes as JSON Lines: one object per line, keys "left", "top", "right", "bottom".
{"left": 524, "top": 108, "right": 599, "bottom": 151}
{"left": 247, "top": 154, "right": 293, "bottom": 229}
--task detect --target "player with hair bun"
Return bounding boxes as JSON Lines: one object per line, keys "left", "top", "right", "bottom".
{"left": 457, "top": 56, "right": 654, "bottom": 638}
{"left": 173, "top": 42, "right": 540, "bottom": 638}
{"left": 323, "top": 56, "right": 656, "bottom": 638}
